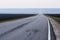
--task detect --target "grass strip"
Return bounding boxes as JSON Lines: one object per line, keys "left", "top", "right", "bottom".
{"left": 50, "top": 16, "right": 60, "bottom": 23}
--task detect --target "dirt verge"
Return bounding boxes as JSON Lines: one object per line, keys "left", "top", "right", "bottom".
{"left": 49, "top": 17, "right": 60, "bottom": 40}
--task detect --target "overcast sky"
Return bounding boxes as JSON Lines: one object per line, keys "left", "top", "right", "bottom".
{"left": 0, "top": 9, "right": 40, "bottom": 14}
{"left": 0, "top": 0, "right": 60, "bottom": 8}
{"left": 41, "top": 8, "right": 60, "bottom": 14}
{"left": 0, "top": 0, "right": 60, "bottom": 14}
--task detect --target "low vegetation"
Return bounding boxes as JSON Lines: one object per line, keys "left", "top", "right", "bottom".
{"left": 51, "top": 16, "right": 60, "bottom": 22}
{"left": 45, "top": 14, "right": 60, "bottom": 23}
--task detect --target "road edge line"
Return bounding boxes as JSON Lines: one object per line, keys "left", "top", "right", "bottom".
{"left": 48, "top": 20, "right": 51, "bottom": 40}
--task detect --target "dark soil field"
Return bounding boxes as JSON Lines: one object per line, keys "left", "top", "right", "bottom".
{"left": 0, "top": 14, "right": 37, "bottom": 22}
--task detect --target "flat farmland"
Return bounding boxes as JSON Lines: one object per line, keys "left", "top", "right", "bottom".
{"left": 0, "top": 14, "right": 37, "bottom": 22}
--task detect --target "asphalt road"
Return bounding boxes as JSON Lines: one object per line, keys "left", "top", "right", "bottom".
{"left": 0, "top": 15, "right": 48, "bottom": 40}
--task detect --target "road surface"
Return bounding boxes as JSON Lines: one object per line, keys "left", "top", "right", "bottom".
{"left": 0, "top": 15, "right": 48, "bottom": 40}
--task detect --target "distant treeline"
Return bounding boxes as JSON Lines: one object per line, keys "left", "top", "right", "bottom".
{"left": 45, "top": 14, "right": 60, "bottom": 17}
{"left": 0, "top": 14, "right": 37, "bottom": 20}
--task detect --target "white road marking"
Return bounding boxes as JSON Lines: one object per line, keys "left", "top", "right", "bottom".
{"left": 48, "top": 20, "right": 51, "bottom": 40}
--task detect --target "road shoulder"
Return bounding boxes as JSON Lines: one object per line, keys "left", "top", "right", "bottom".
{"left": 49, "top": 17, "right": 60, "bottom": 40}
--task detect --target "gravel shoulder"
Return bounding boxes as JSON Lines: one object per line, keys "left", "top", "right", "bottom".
{"left": 49, "top": 17, "right": 60, "bottom": 40}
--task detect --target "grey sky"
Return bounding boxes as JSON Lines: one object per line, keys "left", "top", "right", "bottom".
{"left": 0, "top": 0, "right": 60, "bottom": 8}
{"left": 0, "top": 0, "right": 60, "bottom": 14}
{"left": 40, "top": 8, "right": 60, "bottom": 14}
{"left": 0, "top": 8, "right": 60, "bottom": 14}
{"left": 0, "top": 9, "right": 40, "bottom": 14}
